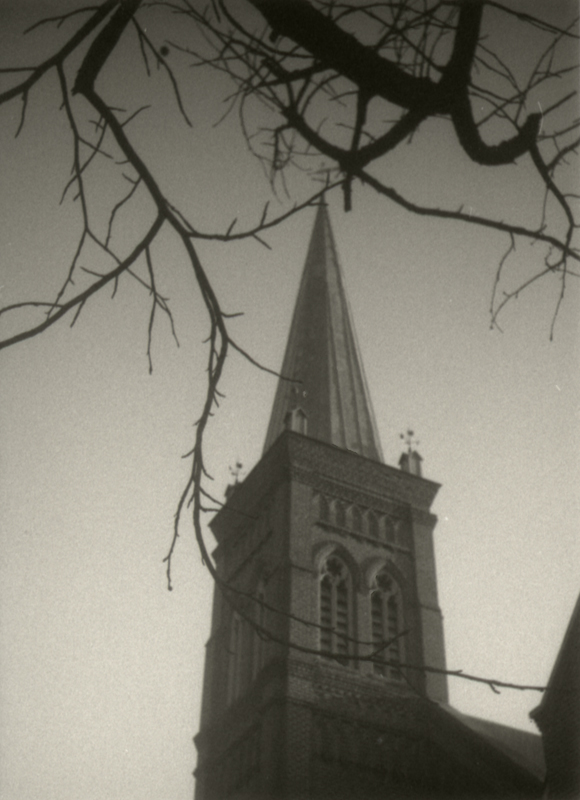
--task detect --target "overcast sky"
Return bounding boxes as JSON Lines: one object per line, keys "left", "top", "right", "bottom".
{"left": 1, "top": 3, "right": 579, "bottom": 800}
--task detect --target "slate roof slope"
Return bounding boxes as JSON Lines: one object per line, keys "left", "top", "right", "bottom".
{"left": 441, "top": 704, "right": 545, "bottom": 781}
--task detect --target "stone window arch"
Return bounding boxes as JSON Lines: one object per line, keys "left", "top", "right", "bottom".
{"left": 370, "top": 569, "right": 403, "bottom": 680}
{"left": 319, "top": 553, "right": 353, "bottom": 665}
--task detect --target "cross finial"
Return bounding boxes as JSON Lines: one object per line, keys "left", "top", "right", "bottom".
{"left": 400, "top": 428, "right": 420, "bottom": 453}
{"left": 229, "top": 460, "right": 244, "bottom": 484}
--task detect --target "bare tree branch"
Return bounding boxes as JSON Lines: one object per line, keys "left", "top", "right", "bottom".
{"left": 0, "top": 215, "right": 164, "bottom": 350}
{"left": 0, "top": 0, "right": 576, "bottom": 697}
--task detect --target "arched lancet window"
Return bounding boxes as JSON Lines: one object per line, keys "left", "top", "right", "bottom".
{"left": 367, "top": 510, "right": 379, "bottom": 539}
{"left": 319, "top": 494, "right": 330, "bottom": 523}
{"left": 319, "top": 554, "right": 352, "bottom": 665}
{"left": 350, "top": 505, "right": 362, "bottom": 533}
{"left": 394, "top": 518, "right": 405, "bottom": 546}
{"left": 370, "top": 570, "right": 403, "bottom": 680}
{"left": 335, "top": 501, "right": 346, "bottom": 529}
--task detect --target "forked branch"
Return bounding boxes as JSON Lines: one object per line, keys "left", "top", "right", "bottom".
{"left": 0, "top": 0, "right": 575, "bottom": 696}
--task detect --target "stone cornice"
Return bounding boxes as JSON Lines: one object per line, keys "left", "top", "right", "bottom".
{"left": 211, "top": 431, "right": 440, "bottom": 543}
{"left": 286, "top": 434, "right": 439, "bottom": 509}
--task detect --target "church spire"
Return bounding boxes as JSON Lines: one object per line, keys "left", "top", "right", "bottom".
{"left": 263, "top": 203, "right": 384, "bottom": 461}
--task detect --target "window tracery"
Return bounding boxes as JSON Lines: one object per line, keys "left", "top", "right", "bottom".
{"left": 370, "top": 569, "right": 403, "bottom": 680}
{"left": 319, "top": 554, "right": 352, "bottom": 665}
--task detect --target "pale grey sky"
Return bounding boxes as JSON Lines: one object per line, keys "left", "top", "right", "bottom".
{"left": 1, "top": 3, "right": 579, "bottom": 800}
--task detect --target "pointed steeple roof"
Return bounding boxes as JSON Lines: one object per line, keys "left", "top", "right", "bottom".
{"left": 263, "top": 204, "right": 384, "bottom": 461}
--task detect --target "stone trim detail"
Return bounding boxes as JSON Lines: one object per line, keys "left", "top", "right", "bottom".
{"left": 296, "top": 467, "right": 408, "bottom": 515}
{"left": 313, "top": 490, "right": 412, "bottom": 554}
{"left": 287, "top": 434, "right": 439, "bottom": 509}
{"left": 286, "top": 658, "right": 419, "bottom": 726}
{"left": 211, "top": 431, "right": 440, "bottom": 543}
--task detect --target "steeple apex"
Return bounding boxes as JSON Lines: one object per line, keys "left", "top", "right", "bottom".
{"left": 263, "top": 204, "right": 383, "bottom": 461}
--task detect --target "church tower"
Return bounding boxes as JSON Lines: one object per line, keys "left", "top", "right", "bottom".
{"left": 194, "top": 206, "right": 542, "bottom": 799}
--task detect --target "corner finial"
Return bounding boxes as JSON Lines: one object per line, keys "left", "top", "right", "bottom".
{"left": 229, "top": 460, "right": 243, "bottom": 482}
{"left": 225, "top": 460, "right": 244, "bottom": 499}
{"left": 399, "top": 429, "right": 423, "bottom": 477}
{"left": 400, "top": 429, "right": 420, "bottom": 453}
